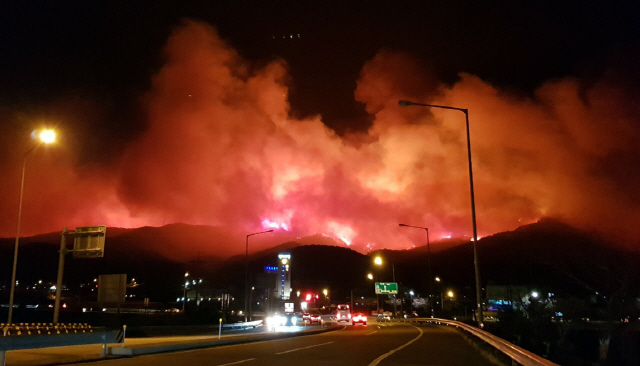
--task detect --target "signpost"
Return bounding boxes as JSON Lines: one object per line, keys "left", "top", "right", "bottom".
{"left": 375, "top": 282, "right": 398, "bottom": 295}
{"left": 53, "top": 226, "right": 106, "bottom": 323}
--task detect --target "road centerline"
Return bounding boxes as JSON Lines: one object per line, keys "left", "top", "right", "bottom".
{"left": 275, "top": 341, "right": 334, "bottom": 355}
{"left": 368, "top": 325, "right": 424, "bottom": 366}
{"left": 366, "top": 330, "right": 378, "bottom": 335}
{"left": 217, "top": 358, "right": 256, "bottom": 366}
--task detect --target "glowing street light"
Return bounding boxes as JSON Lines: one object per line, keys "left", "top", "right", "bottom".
{"left": 8, "top": 129, "right": 56, "bottom": 324}
{"left": 398, "top": 99, "right": 483, "bottom": 325}
{"left": 399, "top": 223, "right": 433, "bottom": 317}
{"left": 182, "top": 272, "right": 189, "bottom": 311}
{"left": 373, "top": 256, "right": 397, "bottom": 318}
{"left": 245, "top": 229, "right": 273, "bottom": 322}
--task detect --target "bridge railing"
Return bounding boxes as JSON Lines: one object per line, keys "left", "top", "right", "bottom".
{"left": 397, "top": 318, "right": 558, "bottom": 366}
{"left": 0, "top": 331, "right": 119, "bottom": 366}
{"left": 1, "top": 323, "right": 94, "bottom": 336}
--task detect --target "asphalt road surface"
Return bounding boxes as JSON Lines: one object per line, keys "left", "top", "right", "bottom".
{"left": 75, "top": 322, "right": 497, "bottom": 366}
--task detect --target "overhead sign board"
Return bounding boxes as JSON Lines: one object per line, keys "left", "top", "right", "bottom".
{"left": 375, "top": 282, "right": 398, "bottom": 295}
{"left": 73, "top": 225, "right": 106, "bottom": 258}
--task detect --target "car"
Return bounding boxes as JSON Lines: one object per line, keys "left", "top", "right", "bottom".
{"left": 266, "top": 313, "right": 299, "bottom": 329}
{"left": 377, "top": 313, "right": 391, "bottom": 322}
{"left": 302, "top": 313, "right": 311, "bottom": 321}
{"left": 335, "top": 304, "right": 351, "bottom": 322}
{"left": 352, "top": 313, "right": 367, "bottom": 325}
{"left": 309, "top": 314, "right": 322, "bottom": 324}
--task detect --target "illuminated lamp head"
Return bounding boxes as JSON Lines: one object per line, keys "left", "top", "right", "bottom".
{"left": 39, "top": 129, "right": 56, "bottom": 143}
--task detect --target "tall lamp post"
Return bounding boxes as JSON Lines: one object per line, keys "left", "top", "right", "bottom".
{"left": 8, "top": 129, "right": 56, "bottom": 324}
{"left": 182, "top": 272, "right": 189, "bottom": 311}
{"left": 398, "top": 100, "right": 483, "bottom": 325}
{"left": 367, "top": 272, "right": 380, "bottom": 313}
{"left": 374, "top": 256, "right": 397, "bottom": 318}
{"left": 398, "top": 224, "right": 434, "bottom": 317}
{"left": 244, "top": 229, "right": 273, "bottom": 322}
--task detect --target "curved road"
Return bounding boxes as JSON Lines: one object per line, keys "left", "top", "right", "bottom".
{"left": 77, "top": 322, "right": 496, "bottom": 366}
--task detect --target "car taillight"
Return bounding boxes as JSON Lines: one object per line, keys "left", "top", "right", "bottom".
{"left": 348, "top": 314, "right": 352, "bottom": 319}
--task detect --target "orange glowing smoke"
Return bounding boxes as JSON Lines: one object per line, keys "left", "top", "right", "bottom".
{"left": 0, "top": 20, "right": 638, "bottom": 256}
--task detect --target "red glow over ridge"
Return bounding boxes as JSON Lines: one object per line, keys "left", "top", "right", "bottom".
{"left": 0, "top": 20, "right": 638, "bottom": 256}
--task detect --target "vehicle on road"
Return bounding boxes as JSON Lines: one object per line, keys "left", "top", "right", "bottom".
{"left": 309, "top": 314, "right": 322, "bottom": 324}
{"left": 352, "top": 313, "right": 367, "bottom": 325}
{"left": 335, "top": 304, "right": 351, "bottom": 322}
{"left": 302, "top": 313, "right": 310, "bottom": 321}
{"left": 377, "top": 313, "right": 391, "bottom": 322}
{"left": 266, "top": 312, "right": 299, "bottom": 329}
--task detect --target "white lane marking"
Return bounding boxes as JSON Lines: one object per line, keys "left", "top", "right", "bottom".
{"left": 217, "top": 358, "right": 256, "bottom": 366}
{"left": 366, "top": 331, "right": 378, "bottom": 336}
{"left": 275, "top": 341, "right": 334, "bottom": 355}
{"left": 368, "top": 325, "right": 424, "bottom": 366}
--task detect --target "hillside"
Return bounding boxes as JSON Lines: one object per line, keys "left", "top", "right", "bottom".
{"left": 1, "top": 219, "right": 638, "bottom": 305}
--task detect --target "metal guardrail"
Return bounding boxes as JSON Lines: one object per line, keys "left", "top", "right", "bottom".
{"left": 1, "top": 323, "right": 94, "bottom": 336}
{"left": 222, "top": 320, "right": 262, "bottom": 329}
{"left": 396, "top": 318, "right": 558, "bottom": 366}
{"left": 0, "top": 329, "right": 119, "bottom": 366}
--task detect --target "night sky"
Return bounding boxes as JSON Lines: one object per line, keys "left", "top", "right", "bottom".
{"left": 1, "top": 1, "right": 639, "bottom": 255}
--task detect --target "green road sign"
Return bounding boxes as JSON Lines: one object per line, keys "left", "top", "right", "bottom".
{"left": 375, "top": 282, "right": 398, "bottom": 294}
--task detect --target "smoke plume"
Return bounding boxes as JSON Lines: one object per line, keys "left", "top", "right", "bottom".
{"left": 1, "top": 20, "right": 638, "bottom": 257}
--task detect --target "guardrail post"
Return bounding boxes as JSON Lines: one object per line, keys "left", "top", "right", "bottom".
{"left": 101, "top": 333, "right": 107, "bottom": 357}
{"left": 121, "top": 325, "right": 127, "bottom": 347}
{"left": 1, "top": 350, "right": 6, "bottom": 366}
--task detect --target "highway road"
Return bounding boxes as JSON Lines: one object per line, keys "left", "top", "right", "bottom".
{"left": 75, "top": 322, "right": 497, "bottom": 366}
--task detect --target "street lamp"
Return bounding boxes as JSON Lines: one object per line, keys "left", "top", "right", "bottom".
{"left": 367, "top": 272, "right": 379, "bottom": 313}
{"left": 374, "top": 256, "right": 397, "bottom": 318}
{"left": 398, "top": 99, "right": 483, "bottom": 325}
{"left": 245, "top": 229, "right": 273, "bottom": 322}
{"left": 182, "top": 272, "right": 189, "bottom": 311}
{"left": 250, "top": 286, "right": 255, "bottom": 321}
{"left": 399, "top": 224, "right": 433, "bottom": 317}
{"left": 8, "top": 129, "right": 56, "bottom": 324}
{"left": 409, "top": 290, "right": 414, "bottom": 316}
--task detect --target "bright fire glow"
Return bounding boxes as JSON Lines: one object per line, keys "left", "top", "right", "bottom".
{"left": 262, "top": 219, "right": 290, "bottom": 231}
{"left": 326, "top": 221, "right": 356, "bottom": 246}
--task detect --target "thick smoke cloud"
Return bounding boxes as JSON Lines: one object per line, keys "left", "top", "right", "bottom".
{"left": 1, "top": 20, "right": 638, "bottom": 257}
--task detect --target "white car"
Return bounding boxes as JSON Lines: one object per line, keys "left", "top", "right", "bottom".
{"left": 335, "top": 304, "right": 351, "bottom": 322}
